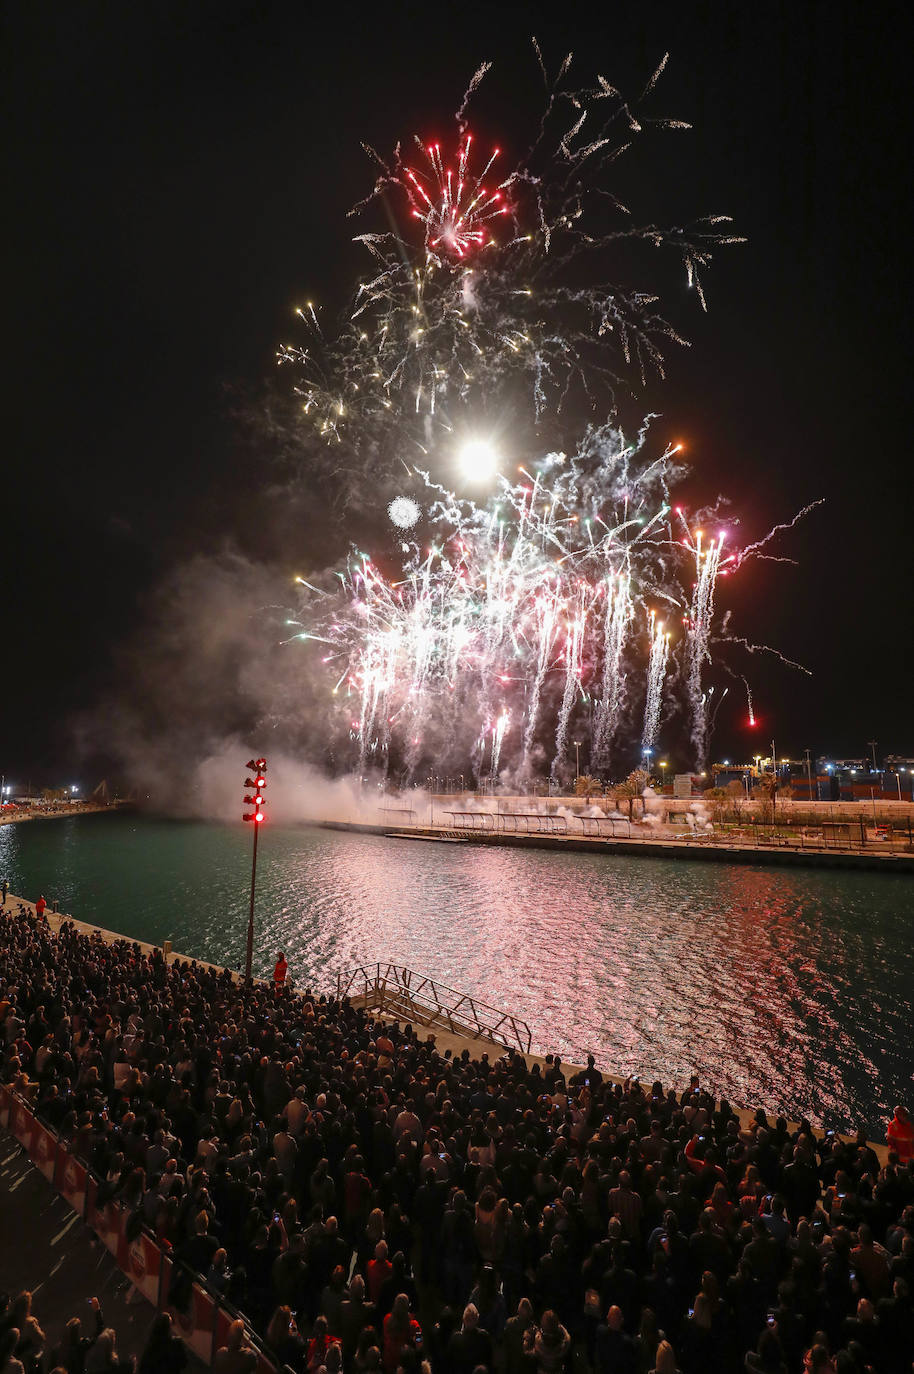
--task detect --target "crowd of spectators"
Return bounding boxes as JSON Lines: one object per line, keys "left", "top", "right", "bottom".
{"left": 2, "top": 898, "right": 914, "bottom": 1374}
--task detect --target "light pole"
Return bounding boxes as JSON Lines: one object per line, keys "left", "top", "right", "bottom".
{"left": 893, "top": 771, "right": 902, "bottom": 801}
{"left": 573, "top": 740, "right": 582, "bottom": 784}
{"left": 242, "top": 757, "right": 268, "bottom": 984}
{"left": 659, "top": 760, "right": 668, "bottom": 791}
{"left": 868, "top": 739, "right": 878, "bottom": 773}
{"left": 804, "top": 748, "right": 814, "bottom": 800}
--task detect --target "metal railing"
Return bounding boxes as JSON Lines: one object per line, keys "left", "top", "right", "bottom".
{"left": 433, "top": 809, "right": 914, "bottom": 855}
{"left": 336, "top": 961, "right": 533, "bottom": 1054}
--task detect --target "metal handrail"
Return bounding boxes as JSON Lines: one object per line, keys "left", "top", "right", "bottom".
{"left": 336, "top": 961, "right": 533, "bottom": 1054}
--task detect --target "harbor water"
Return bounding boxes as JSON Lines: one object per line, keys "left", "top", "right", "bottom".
{"left": 1, "top": 811, "right": 912, "bottom": 1135}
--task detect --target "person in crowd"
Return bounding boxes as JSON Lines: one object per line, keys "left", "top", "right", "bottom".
{"left": 273, "top": 951, "right": 288, "bottom": 998}
{"left": 137, "top": 1312, "right": 186, "bottom": 1374}
{"left": 213, "top": 1319, "right": 257, "bottom": 1374}
{"left": 381, "top": 1294, "right": 422, "bottom": 1374}
{"left": 649, "top": 1340, "right": 681, "bottom": 1374}
{"left": 526, "top": 1309, "right": 570, "bottom": 1374}
{"left": 266, "top": 1305, "right": 308, "bottom": 1371}
{"left": 47, "top": 1298, "right": 105, "bottom": 1374}
{"left": 447, "top": 1302, "right": 492, "bottom": 1374}
{"left": 886, "top": 1104, "right": 914, "bottom": 1160}
{"left": 2, "top": 1293, "right": 44, "bottom": 1374}
{"left": 83, "top": 1327, "right": 134, "bottom": 1373}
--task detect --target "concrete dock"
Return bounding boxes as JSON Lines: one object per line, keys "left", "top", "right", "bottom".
{"left": 320, "top": 818, "right": 914, "bottom": 872}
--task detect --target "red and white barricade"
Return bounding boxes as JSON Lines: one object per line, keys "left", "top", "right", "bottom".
{"left": 55, "top": 1148, "right": 89, "bottom": 1215}
{"left": 167, "top": 1279, "right": 216, "bottom": 1363}
{"left": 85, "top": 1177, "right": 124, "bottom": 1259}
{"left": 119, "top": 1227, "right": 164, "bottom": 1307}
{"left": 8, "top": 1096, "right": 37, "bottom": 1153}
{"left": 29, "top": 1119, "right": 58, "bottom": 1181}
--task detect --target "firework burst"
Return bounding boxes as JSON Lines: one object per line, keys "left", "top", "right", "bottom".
{"left": 388, "top": 496, "right": 421, "bottom": 529}
{"left": 406, "top": 136, "right": 511, "bottom": 257}
{"left": 278, "top": 46, "right": 819, "bottom": 780}
{"left": 277, "top": 44, "right": 744, "bottom": 497}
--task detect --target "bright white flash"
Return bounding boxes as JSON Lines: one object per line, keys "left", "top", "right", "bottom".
{"left": 459, "top": 438, "right": 499, "bottom": 481}
{"left": 388, "top": 497, "right": 421, "bottom": 528}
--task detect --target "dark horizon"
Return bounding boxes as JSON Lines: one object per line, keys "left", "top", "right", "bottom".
{"left": 4, "top": 3, "right": 913, "bottom": 789}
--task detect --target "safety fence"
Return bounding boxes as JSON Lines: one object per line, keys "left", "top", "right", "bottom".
{"left": 441, "top": 809, "right": 914, "bottom": 853}
{"left": 0, "top": 1085, "right": 279, "bottom": 1371}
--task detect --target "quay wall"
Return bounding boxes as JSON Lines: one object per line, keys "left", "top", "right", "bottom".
{"left": 320, "top": 819, "right": 914, "bottom": 873}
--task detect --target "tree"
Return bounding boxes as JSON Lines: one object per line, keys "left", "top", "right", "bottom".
{"left": 606, "top": 768, "right": 650, "bottom": 818}
{"left": 613, "top": 768, "right": 650, "bottom": 797}
{"left": 574, "top": 774, "right": 603, "bottom": 797}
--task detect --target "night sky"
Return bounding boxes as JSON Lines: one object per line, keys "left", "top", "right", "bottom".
{"left": 4, "top": 2, "right": 912, "bottom": 787}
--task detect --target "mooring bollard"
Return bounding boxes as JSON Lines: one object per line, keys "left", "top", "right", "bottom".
{"left": 163, "top": 940, "right": 172, "bottom": 957}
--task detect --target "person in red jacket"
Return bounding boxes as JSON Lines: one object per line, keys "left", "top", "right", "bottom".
{"left": 382, "top": 1293, "right": 421, "bottom": 1374}
{"left": 273, "top": 951, "right": 288, "bottom": 997}
{"left": 35, "top": 895, "right": 47, "bottom": 920}
{"left": 886, "top": 1105, "right": 914, "bottom": 1160}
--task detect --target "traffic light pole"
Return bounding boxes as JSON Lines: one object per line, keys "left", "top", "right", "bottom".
{"left": 245, "top": 816, "right": 259, "bottom": 984}
{"left": 242, "top": 756, "right": 267, "bottom": 985}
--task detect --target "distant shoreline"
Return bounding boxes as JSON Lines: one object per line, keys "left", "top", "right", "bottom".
{"left": 0, "top": 802, "right": 129, "bottom": 827}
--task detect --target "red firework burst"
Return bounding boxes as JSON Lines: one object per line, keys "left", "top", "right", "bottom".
{"left": 405, "top": 135, "right": 510, "bottom": 257}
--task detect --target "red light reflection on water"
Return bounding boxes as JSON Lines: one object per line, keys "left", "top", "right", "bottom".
{"left": 273, "top": 833, "right": 908, "bottom": 1135}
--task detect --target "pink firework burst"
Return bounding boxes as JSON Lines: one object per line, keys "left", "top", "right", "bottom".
{"left": 405, "top": 135, "right": 510, "bottom": 257}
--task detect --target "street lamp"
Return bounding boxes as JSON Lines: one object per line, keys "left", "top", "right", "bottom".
{"left": 573, "top": 740, "right": 582, "bottom": 783}
{"left": 659, "top": 761, "right": 668, "bottom": 790}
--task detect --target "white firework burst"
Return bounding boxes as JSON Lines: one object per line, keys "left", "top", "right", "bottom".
{"left": 388, "top": 497, "right": 421, "bottom": 528}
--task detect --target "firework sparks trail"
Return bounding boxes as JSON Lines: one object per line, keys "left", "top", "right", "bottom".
{"left": 279, "top": 48, "right": 820, "bottom": 780}
{"left": 491, "top": 708, "right": 511, "bottom": 774}
{"left": 552, "top": 587, "right": 587, "bottom": 781}
{"left": 682, "top": 522, "right": 726, "bottom": 768}
{"left": 642, "top": 611, "right": 671, "bottom": 751}
{"left": 591, "top": 571, "right": 633, "bottom": 770}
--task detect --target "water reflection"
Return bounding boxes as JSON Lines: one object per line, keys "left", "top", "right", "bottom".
{"left": 2, "top": 816, "right": 912, "bottom": 1135}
